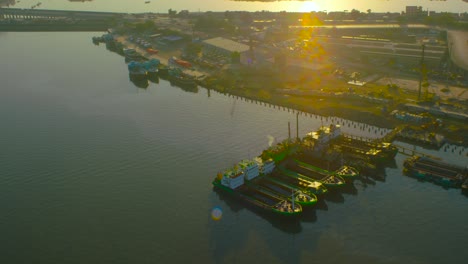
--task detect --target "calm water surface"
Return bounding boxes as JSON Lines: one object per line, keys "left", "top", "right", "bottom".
{"left": 0, "top": 32, "right": 467, "bottom": 264}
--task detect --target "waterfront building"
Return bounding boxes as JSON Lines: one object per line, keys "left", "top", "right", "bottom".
{"left": 202, "top": 37, "right": 251, "bottom": 64}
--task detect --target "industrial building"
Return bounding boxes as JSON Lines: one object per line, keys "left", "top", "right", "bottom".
{"left": 202, "top": 37, "right": 252, "bottom": 64}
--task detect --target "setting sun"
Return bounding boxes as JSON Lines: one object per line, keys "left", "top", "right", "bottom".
{"left": 299, "top": 1, "right": 320, "bottom": 12}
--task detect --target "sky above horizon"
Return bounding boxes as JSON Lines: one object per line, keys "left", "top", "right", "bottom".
{"left": 1, "top": 0, "right": 467, "bottom": 13}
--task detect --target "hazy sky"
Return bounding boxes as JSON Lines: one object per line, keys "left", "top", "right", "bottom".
{"left": 1, "top": 0, "right": 467, "bottom": 13}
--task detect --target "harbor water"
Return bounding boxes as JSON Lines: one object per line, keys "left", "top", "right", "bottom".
{"left": 0, "top": 32, "right": 467, "bottom": 264}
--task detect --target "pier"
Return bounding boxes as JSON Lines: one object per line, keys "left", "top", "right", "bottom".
{"left": 0, "top": 8, "right": 122, "bottom": 20}
{"left": 0, "top": 8, "right": 123, "bottom": 31}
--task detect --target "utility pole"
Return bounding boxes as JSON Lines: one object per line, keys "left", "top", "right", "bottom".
{"left": 418, "top": 44, "right": 425, "bottom": 101}
{"left": 296, "top": 112, "right": 299, "bottom": 140}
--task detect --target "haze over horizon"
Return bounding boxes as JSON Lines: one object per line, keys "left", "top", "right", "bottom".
{"left": 1, "top": 0, "right": 467, "bottom": 13}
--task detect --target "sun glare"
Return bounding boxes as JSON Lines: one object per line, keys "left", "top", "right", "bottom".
{"left": 299, "top": 1, "right": 320, "bottom": 13}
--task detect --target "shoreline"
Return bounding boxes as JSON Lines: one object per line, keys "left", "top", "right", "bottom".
{"left": 108, "top": 33, "right": 467, "bottom": 146}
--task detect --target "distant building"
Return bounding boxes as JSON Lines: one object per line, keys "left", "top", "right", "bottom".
{"left": 202, "top": 37, "right": 252, "bottom": 64}
{"left": 406, "top": 6, "right": 423, "bottom": 16}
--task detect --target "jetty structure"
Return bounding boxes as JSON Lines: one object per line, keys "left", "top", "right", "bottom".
{"left": 0, "top": 8, "right": 121, "bottom": 31}
{"left": 403, "top": 156, "right": 468, "bottom": 188}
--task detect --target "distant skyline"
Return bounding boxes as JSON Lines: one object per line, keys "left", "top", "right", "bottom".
{"left": 1, "top": 0, "right": 467, "bottom": 13}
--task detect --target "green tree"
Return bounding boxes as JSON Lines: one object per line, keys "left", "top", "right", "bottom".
{"left": 231, "top": 51, "right": 240, "bottom": 64}
{"left": 185, "top": 43, "right": 202, "bottom": 57}
{"left": 168, "top": 9, "right": 177, "bottom": 17}
{"left": 350, "top": 9, "right": 361, "bottom": 20}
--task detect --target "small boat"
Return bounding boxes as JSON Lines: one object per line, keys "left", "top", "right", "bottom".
{"left": 169, "top": 56, "right": 192, "bottom": 68}
{"left": 124, "top": 48, "right": 146, "bottom": 61}
{"left": 129, "top": 74, "right": 149, "bottom": 89}
{"left": 146, "top": 48, "right": 159, "bottom": 54}
{"left": 127, "top": 61, "right": 147, "bottom": 80}
{"left": 158, "top": 64, "right": 169, "bottom": 78}
{"left": 92, "top": 36, "right": 102, "bottom": 45}
{"left": 168, "top": 68, "right": 197, "bottom": 88}
{"left": 142, "top": 59, "right": 160, "bottom": 77}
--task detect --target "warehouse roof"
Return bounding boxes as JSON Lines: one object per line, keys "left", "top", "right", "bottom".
{"left": 203, "top": 37, "right": 250, "bottom": 53}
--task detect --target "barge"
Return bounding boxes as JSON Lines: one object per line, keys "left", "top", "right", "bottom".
{"left": 279, "top": 164, "right": 345, "bottom": 189}
{"left": 337, "top": 136, "right": 398, "bottom": 159}
{"left": 403, "top": 156, "right": 468, "bottom": 188}
{"left": 269, "top": 172, "right": 328, "bottom": 196}
{"left": 212, "top": 159, "right": 302, "bottom": 216}
{"left": 286, "top": 162, "right": 346, "bottom": 188}
{"left": 294, "top": 159, "right": 359, "bottom": 179}
{"left": 239, "top": 158, "right": 316, "bottom": 206}
{"left": 247, "top": 175, "right": 318, "bottom": 206}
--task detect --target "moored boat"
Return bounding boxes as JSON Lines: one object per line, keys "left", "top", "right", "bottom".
{"left": 295, "top": 159, "right": 359, "bottom": 179}
{"left": 334, "top": 165, "right": 360, "bottom": 179}
{"left": 338, "top": 136, "right": 398, "bottom": 160}
{"left": 212, "top": 166, "right": 301, "bottom": 216}
{"left": 158, "top": 64, "right": 169, "bottom": 78}
{"left": 269, "top": 172, "right": 328, "bottom": 196}
{"left": 247, "top": 177, "right": 317, "bottom": 206}
{"left": 168, "top": 68, "right": 197, "bottom": 88}
{"left": 127, "top": 61, "right": 147, "bottom": 80}
{"left": 286, "top": 162, "right": 346, "bottom": 188}
{"left": 146, "top": 48, "right": 159, "bottom": 54}
{"left": 124, "top": 48, "right": 147, "bottom": 62}
{"left": 260, "top": 139, "right": 301, "bottom": 163}
{"left": 92, "top": 36, "right": 102, "bottom": 45}
{"left": 129, "top": 74, "right": 149, "bottom": 88}
{"left": 142, "top": 59, "right": 160, "bottom": 77}
{"left": 403, "top": 156, "right": 467, "bottom": 188}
